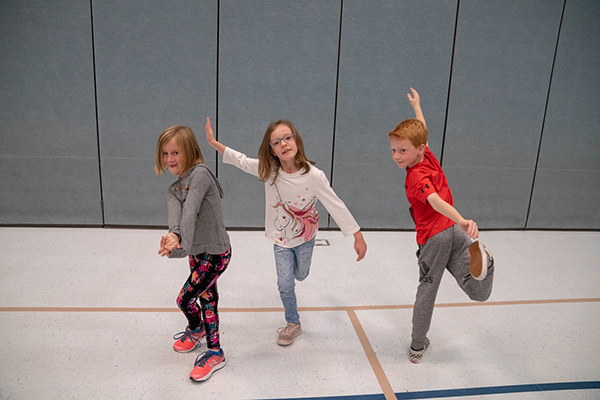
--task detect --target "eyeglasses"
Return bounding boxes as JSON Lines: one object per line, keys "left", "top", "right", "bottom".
{"left": 269, "top": 132, "right": 295, "bottom": 148}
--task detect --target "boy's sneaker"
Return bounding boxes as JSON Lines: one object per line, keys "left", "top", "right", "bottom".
{"left": 277, "top": 322, "right": 302, "bottom": 346}
{"left": 469, "top": 241, "right": 493, "bottom": 281}
{"left": 189, "top": 349, "right": 226, "bottom": 382}
{"left": 173, "top": 326, "right": 205, "bottom": 353}
{"left": 409, "top": 338, "right": 430, "bottom": 364}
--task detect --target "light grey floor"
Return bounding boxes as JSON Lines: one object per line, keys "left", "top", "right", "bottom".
{"left": 0, "top": 228, "right": 599, "bottom": 400}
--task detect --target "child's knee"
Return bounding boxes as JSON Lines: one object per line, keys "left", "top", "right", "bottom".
{"left": 176, "top": 297, "right": 187, "bottom": 311}
{"left": 294, "top": 272, "right": 309, "bottom": 282}
{"left": 176, "top": 291, "right": 185, "bottom": 308}
{"left": 468, "top": 288, "right": 491, "bottom": 302}
{"left": 293, "top": 263, "right": 311, "bottom": 281}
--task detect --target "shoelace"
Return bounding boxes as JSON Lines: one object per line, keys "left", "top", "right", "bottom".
{"left": 173, "top": 328, "right": 202, "bottom": 344}
{"left": 277, "top": 324, "right": 293, "bottom": 336}
{"left": 194, "top": 351, "right": 220, "bottom": 367}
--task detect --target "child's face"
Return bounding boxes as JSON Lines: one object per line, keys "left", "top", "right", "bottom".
{"left": 390, "top": 137, "right": 424, "bottom": 169}
{"left": 269, "top": 124, "right": 298, "bottom": 163}
{"left": 162, "top": 137, "right": 186, "bottom": 178}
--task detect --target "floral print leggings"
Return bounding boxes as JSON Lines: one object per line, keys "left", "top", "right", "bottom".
{"left": 176, "top": 247, "right": 231, "bottom": 350}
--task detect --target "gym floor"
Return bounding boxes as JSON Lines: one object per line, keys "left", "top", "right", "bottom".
{"left": 1, "top": 227, "right": 598, "bottom": 399}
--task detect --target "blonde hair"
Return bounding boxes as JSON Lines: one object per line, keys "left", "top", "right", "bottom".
{"left": 388, "top": 119, "right": 428, "bottom": 148}
{"left": 155, "top": 126, "right": 204, "bottom": 176}
{"left": 257, "top": 120, "right": 314, "bottom": 184}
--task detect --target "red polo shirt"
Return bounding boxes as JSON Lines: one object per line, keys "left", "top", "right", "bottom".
{"left": 405, "top": 147, "right": 455, "bottom": 245}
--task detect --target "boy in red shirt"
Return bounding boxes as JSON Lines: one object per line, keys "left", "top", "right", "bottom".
{"left": 389, "top": 88, "right": 494, "bottom": 364}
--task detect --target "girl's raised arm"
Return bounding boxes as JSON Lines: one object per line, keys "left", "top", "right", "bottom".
{"left": 206, "top": 117, "right": 227, "bottom": 154}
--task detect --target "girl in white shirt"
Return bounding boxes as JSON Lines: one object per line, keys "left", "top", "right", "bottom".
{"left": 205, "top": 117, "right": 367, "bottom": 346}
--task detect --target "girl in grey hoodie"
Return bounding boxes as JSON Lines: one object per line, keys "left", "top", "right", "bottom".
{"left": 155, "top": 125, "right": 231, "bottom": 382}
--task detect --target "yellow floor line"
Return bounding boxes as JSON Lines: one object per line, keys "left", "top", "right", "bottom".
{"left": 1, "top": 298, "right": 597, "bottom": 313}
{"left": 347, "top": 309, "right": 397, "bottom": 400}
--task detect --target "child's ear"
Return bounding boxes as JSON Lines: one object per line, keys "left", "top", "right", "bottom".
{"left": 418, "top": 144, "right": 426, "bottom": 154}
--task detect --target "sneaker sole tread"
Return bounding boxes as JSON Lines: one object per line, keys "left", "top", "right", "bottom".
{"left": 469, "top": 241, "right": 488, "bottom": 281}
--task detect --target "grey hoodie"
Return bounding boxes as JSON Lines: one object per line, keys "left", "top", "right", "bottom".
{"left": 167, "top": 164, "right": 230, "bottom": 258}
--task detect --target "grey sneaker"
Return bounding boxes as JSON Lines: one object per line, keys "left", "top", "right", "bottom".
{"left": 469, "top": 241, "right": 493, "bottom": 281}
{"left": 409, "top": 338, "right": 430, "bottom": 364}
{"left": 277, "top": 322, "right": 302, "bottom": 346}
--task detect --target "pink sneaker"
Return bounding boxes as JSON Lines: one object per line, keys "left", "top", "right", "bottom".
{"left": 173, "top": 326, "right": 205, "bottom": 353}
{"left": 189, "top": 349, "right": 226, "bottom": 382}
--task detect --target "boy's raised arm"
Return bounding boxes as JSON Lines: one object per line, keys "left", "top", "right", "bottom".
{"left": 407, "top": 87, "right": 427, "bottom": 129}
{"left": 205, "top": 117, "right": 227, "bottom": 155}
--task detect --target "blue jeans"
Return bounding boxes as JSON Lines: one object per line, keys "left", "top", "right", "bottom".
{"left": 273, "top": 237, "right": 316, "bottom": 324}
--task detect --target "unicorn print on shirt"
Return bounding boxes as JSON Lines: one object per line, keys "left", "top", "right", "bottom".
{"left": 272, "top": 196, "right": 318, "bottom": 244}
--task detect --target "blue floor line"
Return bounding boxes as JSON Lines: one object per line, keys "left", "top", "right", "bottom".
{"left": 264, "top": 381, "right": 600, "bottom": 400}
{"left": 394, "top": 380, "right": 600, "bottom": 399}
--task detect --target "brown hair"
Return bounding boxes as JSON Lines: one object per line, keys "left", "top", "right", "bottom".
{"left": 257, "top": 120, "right": 314, "bottom": 184}
{"left": 155, "top": 126, "right": 204, "bottom": 176}
{"left": 388, "top": 119, "right": 428, "bottom": 148}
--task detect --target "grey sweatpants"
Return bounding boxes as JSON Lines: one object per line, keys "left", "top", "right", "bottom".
{"left": 411, "top": 225, "right": 494, "bottom": 350}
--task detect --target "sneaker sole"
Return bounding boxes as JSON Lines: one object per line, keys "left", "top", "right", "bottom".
{"left": 190, "top": 359, "right": 227, "bottom": 382}
{"left": 469, "top": 241, "right": 488, "bottom": 281}
{"left": 277, "top": 329, "right": 302, "bottom": 346}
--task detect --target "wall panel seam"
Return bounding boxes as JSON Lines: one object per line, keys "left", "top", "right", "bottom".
{"left": 215, "top": 0, "right": 221, "bottom": 178}
{"left": 328, "top": 0, "right": 344, "bottom": 230}
{"left": 524, "top": 0, "right": 567, "bottom": 229}
{"left": 89, "top": 0, "right": 105, "bottom": 226}
{"left": 441, "top": 0, "right": 461, "bottom": 167}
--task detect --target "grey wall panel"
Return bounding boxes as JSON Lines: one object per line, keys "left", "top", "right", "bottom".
{"left": 443, "top": 166, "right": 535, "bottom": 228}
{"left": 0, "top": 158, "right": 102, "bottom": 225}
{"left": 333, "top": 0, "right": 457, "bottom": 229}
{"left": 528, "top": 0, "right": 600, "bottom": 229}
{"left": 529, "top": 170, "right": 600, "bottom": 229}
{"left": 102, "top": 159, "right": 175, "bottom": 225}
{"left": 218, "top": 1, "right": 340, "bottom": 228}
{"left": 444, "top": 0, "right": 563, "bottom": 228}
{"left": 93, "top": 0, "right": 217, "bottom": 225}
{"left": 0, "top": 0, "right": 102, "bottom": 225}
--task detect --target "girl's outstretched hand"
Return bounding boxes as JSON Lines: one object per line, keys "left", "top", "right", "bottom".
{"left": 205, "top": 117, "right": 216, "bottom": 144}
{"left": 353, "top": 231, "right": 367, "bottom": 261}
{"left": 205, "top": 117, "right": 226, "bottom": 154}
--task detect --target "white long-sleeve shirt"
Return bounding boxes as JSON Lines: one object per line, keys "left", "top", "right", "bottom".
{"left": 223, "top": 147, "right": 360, "bottom": 248}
